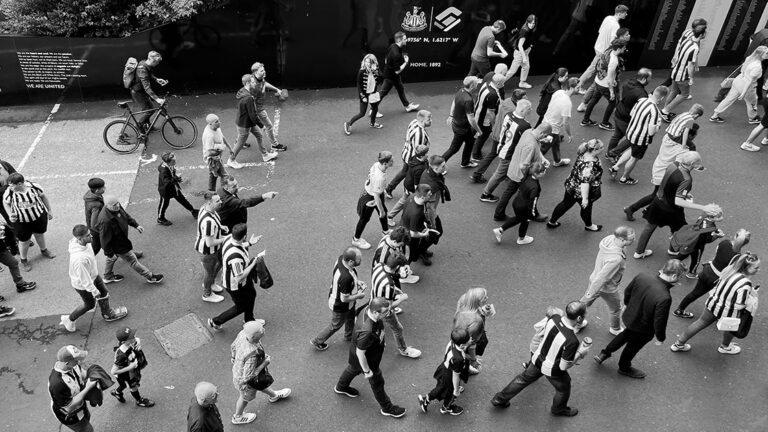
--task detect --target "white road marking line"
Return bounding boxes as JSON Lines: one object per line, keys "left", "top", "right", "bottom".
{"left": 18, "top": 103, "right": 60, "bottom": 170}
{"left": 27, "top": 161, "right": 274, "bottom": 181}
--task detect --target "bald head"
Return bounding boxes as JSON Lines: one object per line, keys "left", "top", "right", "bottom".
{"left": 491, "top": 73, "right": 506, "bottom": 87}
{"left": 194, "top": 382, "right": 218, "bottom": 406}
{"left": 206, "top": 114, "right": 219, "bottom": 124}
{"left": 494, "top": 63, "right": 508, "bottom": 76}
{"left": 514, "top": 99, "right": 532, "bottom": 116}
{"left": 104, "top": 194, "right": 120, "bottom": 211}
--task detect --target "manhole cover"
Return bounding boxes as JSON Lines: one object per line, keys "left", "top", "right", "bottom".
{"left": 153, "top": 313, "right": 213, "bottom": 359}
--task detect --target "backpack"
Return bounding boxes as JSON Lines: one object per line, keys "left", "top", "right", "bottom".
{"left": 122, "top": 57, "right": 138, "bottom": 89}
{"left": 669, "top": 217, "right": 717, "bottom": 255}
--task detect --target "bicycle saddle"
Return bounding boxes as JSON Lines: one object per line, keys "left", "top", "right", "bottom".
{"left": 117, "top": 101, "right": 132, "bottom": 108}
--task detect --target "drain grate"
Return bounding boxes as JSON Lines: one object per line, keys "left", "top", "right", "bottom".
{"left": 153, "top": 313, "right": 213, "bottom": 359}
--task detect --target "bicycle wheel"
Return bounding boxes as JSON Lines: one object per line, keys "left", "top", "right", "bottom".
{"left": 162, "top": 115, "right": 198, "bottom": 149}
{"left": 103, "top": 120, "right": 141, "bottom": 154}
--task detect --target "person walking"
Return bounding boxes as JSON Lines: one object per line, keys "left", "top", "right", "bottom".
{"left": 673, "top": 228, "right": 750, "bottom": 319}
{"left": 442, "top": 77, "right": 482, "bottom": 168}
{"left": 188, "top": 382, "right": 224, "bottom": 432}
{"left": 577, "top": 28, "right": 631, "bottom": 111}
{"left": 60, "top": 225, "right": 128, "bottom": 332}
{"left": 546, "top": 139, "right": 605, "bottom": 232}
{"left": 386, "top": 145, "right": 429, "bottom": 225}
{"left": 576, "top": 226, "right": 635, "bottom": 335}
{"left": 710, "top": 46, "right": 768, "bottom": 124}
{"left": 49, "top": 345, "right": 99, "bottom": 432}
{"left": 454, "top": 287, "right": 496, "bottom": 375}
{"left": 577, "top": 5, "right": 628, "bottom": 93}
{"left": 492, "top": 162, "right": 546, "bottom": 245}
{"left": 471, "top": 74, "right": 504, "bottom": 161}
{"left": 208, "top": 223, "right": 262, "bottom": 330}
{"left": 83, "top": 178, "right": 107, "bottom": 255}
{"left": 233, "top": 74, "right": 278, "bottom": 166}
{"left": 352, "top": 151, "right": 394, "bottom": 250}
{"left": 311, "top": 247, "right": 367, "bottom": 351}
{"left": 379, "top": 32, "right": 420, "bottom": 113}
{"left": 535, "top": 68, "right": 568, "bottom": 127}
{"left": 491, "top": 301, "right": 590, "bottom": 417}
{"left": 662, "top": 19, "right": 707, "bottom": 88}
{"left": 201, "top": 114, "right": 233, "bottom": 190}
{"left": 385, "top": 110, "right": 431, "bottom": 196}
{"left": 659, "top": 28, "right": 703, "bottom": 122}
{"left": 476, "top": 98, "right": 531, "bottom": 191}
{"left": 195, "top": 192, "right": 228, "bottom": 303}
{"left": 473, "top": 90, "right": 528, "bottom": 184}
{"left": 739, "top": 107, "right": 768, "bottom": 152}
{"left": 250, "top": 62, "right": 287, "bottom": 152}
{"left": 2, "top": 173, "right": 55, "bottom": 272}
{"left": 216, "top": 176, "right": 278, "bottom": 231}
{"left": 605, "top": 68, "right": 652, "bottom": 159}
{"left": 344, "top": 54, "right": 383, "bottom": 134}
{"left": 128, "top": 51, "right": 167, "bottom": 132}
{"left": 372, "top": 227, "right": 418, "bottom": 283}
{"left": 157, "top": 151, "right": 198, "bottom": 226}
{"left": 607, "top": 86, "right": 667, "bottom": 185}
{"left": 0, "top": 220, "right": 36, "bottom": 319}
{"left": 98, "top": 195, "right": 164, "bottom": 284}
{"left": 334, "top": 297, "right": 407, "bottom": 419}
{"left": 110, "top": 327, "right": 155, "bottom": 408}
{"left": 419, "top": 155, "right": 449, "bottom": 262}
{"left": 594, "top": 260, "right": 685, "bottom": 378}
{"left": 507, "top": 15, "right": 537, "bottom": 89}
{"left": 469, "top": 20, "right": 508, "bottom": 77}
{"left": 398, "top": 184, "right": 435, "bottom": 265}
{"left": 580, "top": 39, "right": 628, "bottom": 131}
{"left": 671, "top": 253, "right": 760, "bottom": 355}
{"left": 417, "top": 328, "right": 471, "bottom": 416}
{"left": 541, "top": 77, "right": 580, "bottom": 167}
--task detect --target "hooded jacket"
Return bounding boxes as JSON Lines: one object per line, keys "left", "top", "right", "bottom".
{"left": 586, "top": 235, "right": 627, "bottom": 295}
{"left": 236, "top": 87, "right": 263, "bottom": 129}
{"left": 69, "top": 237, "right": 99, "bottom": 293}
{"left": 83, "top": 191, "right": 104, "bottom": 232}
{"left": 614, "top": 79, "right": 648, "bottom": 122}
{"left": 97, "top": 205, "right": 139, "bottom": 256}
{"left": 403, "top": 157, "right": 428, "bottom": 193}
{"left": 216, "top": 186, "right": 264, "bottom": 230}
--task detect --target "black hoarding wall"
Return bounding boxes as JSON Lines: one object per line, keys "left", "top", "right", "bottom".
{"left": 0, "top": 0, "right": 764, "bottom": 106}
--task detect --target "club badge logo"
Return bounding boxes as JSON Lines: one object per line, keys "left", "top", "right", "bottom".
{"left": 401, "top": 6, "right": 427, "bottom": 32}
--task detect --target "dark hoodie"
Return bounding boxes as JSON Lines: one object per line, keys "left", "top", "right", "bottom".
{"left": 615, "top": 79, "right": 648, "bottom": 122}
{"left": 403, "top": 157, "right": 428, "bottom": 193}
{"left": 83, "top": 191, "right": 104, "bottom": 232}
{"left": 236, "top": 87, "right": 263, "bottom": 129}
{"left": 97, "top": 205, "right": 139, "bottom": 256}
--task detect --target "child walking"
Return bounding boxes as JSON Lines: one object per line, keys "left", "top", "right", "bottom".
{"left": 417, "top": 328, "right": 470, "bottom": 416}
{"left": 110, "top": 327, "right": 155, "bottom": 407}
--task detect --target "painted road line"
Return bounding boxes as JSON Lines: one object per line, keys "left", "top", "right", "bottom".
{"left": 27, "top": 161, "right": 274, "bottom": 181}
{"left": 18, "top": 103, "right": 60, "bottom": 170}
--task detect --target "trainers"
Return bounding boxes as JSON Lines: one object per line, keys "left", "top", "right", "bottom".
{"left": 762, "top": 137, "right": 768, "bottom": 145}
{"left": 685, "top": 271, "right": 698, "bottom": 279}
{"left": 136, "top": 398, "right": 155, "bottom": 408}
{"left": 748, "top": 117, "right": 760, "bottom": 125}
{"left": 470, "top": 175, "right": 488, "bottom": 183}
{"left": 405, "top": 103, "right": 420, "bottom": 112}
{"left": 491, "top": 397, "right": 510, "bottom": 407}
{"left": 492, "top": 228, "right": 503, "bottom": 244}
{"left": 380, "top": 405, "right": 407, "bottom": 418}
{"left": 598, "top": 122, "right": 615, "bottom": 131}
{"left": 334, "top": 385, "right": 359, "bottom": 398}
{"left": 40, "top": 249, "right": 56, "bottom": 259}
{"left": 59, "top": 315, "right": 76, "bottom": 332}
{"left": 608, "top": 166, "right": 618, "bottom": 178}
{"left": 103, "top": 274, "right": 124, "bottom": 284}
{"left": 552, "top": 407, "right": 579, "bottom": 417}
{"left": 573, "top": 319, "right": 588, "bottom": 333}
{"left": 351, "top": 237, "right": 371, "bottom": 250}
{"left": 146, "top": 274, "right": 164, "bottom": 284}
{"left": 343, "top": 122, "right": 351, "bottom": 135}
{"left": 618, "top": 367, "right": 646, "bottom": 379}
{"left": 211, "top": 283, "right": 224, "bottom": 293}
{"left": 20, "top": 259, "right": 31, "bottom": 272}
{"left": 584, "top": 224, "right": 603, "bottom": 232}
{"left": 718, "top": 343, "right": 741, "bottom": 355}
{"left": 553, "top": 158, "right": 571, "bottom": 167}
{"left": 440, "top": 404, "right": 464, "bottom": 415}
{"left": 633, "top": 250, "right": 653, "bottom": 259}
{"left": 576, "top": 102, "right": 587, "bottom": 112}
{"left": 110, "top": 389, "right": 125, "bottom": 403}
{"left": 623, "top": 206, "right": 635, "bottom": 221}
{"left": 226, "top": 159, "right": 244, "bottom": 169}
{"left": 577, "top": 87, "right": 587, "bottom": 95}
{"left": 202, "top": 293, "right": 225, "bottom": 303}
{"left": 0, "top": 306, "right": 15, "bottom": 319}
{"left": 262, "top": 151, "right": 278, "bottom": 162}
{"left": 741, "top": 142, "right": 761, "bottom": 152}
{"left": 398, "top": 347, "right": 422, "bottom": 359}
{"left": 546, "top": 221, "right": 561, "bottom": 228}
{"left": 580, "top": 119, "right": 597, "bottom": 127}
{"left": 368, "top": 110, "right": 383, "bottom": 118}
{"left": 420, "top": 253, "right": 432, "bottom": 266}
{"left": 608, "top": 327, "right": 624, "bottom": 336}
{"left": 208, "top": 318, "right": 221, "bottom": 331}
{"left": 533, "top": 213, "right": 549, "bottom": 222}
{"left": 418, "top": 394, "right": 430, "bottom": 413}
{"left": 157, "top": 218, "right": 173, "bottom": 226}
{"left": 670, "top": 342, "right": 691, "bottom": 352}
{"left": 709, "top": 116, "right": 725, "bottom": 123}
{"left": 370, "top": 123, "right": 384, "bottom": 129}
{"left": 272, "top": 144, "right": 287, "bottom": 152}
{"left": 384, "top": 191, "right": 393, "bottom": 200}
{"left": 619, "top": 177, "right": 639, "bottom": 185}
{"left": 518, "top": 81, "right": 532, "bottom": 89}
{"left": 516, "top": 236, "right": 534, "bottom": 245}
{"left": 673, "top": 309, "right": 694, "bottom": 319}
{"left": 459, "top": 161, "right": 478, "bottom": 168}
{"left": 16, "top": 281, "right": 37, "bottom": 292}
{"left": 593, "top": 352, "right": 609, "bottom": 364}
{"left": 231, "top": 413, "right": 257, "bottom": 424}
{"left": 479, "top": 193, "right": 499, "bottom": 203}
{"left": 268, "top": 388, "right": 291, "bottom": 402}
{"left": 387, "top": 218, "right": 396, "bottom": 227}
{"left": 400, "top": 274, "right": 420, "bottom": 284}
{"left": 311, "top": 339, "right": 329, "bottom": 351}
{"left": 468, "top": 364, "right": 481, "bottom": 375}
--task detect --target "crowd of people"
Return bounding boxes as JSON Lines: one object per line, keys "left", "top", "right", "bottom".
{"left": 0, "top": 4, "right": 763, "bottom": 431}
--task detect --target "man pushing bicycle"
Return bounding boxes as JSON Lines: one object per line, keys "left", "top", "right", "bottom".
{"left": 129, "top": 51, "right": 168, "bottom": 132}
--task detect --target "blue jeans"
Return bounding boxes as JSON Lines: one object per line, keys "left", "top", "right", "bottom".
{"left": 105, "top": 251, "right": 152, "bottom": 279}
{"left": 257, "top": 110, "right": 279, "bottom": 147}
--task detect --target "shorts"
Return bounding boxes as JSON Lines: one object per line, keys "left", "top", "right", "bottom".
{"left": 673, "top": 80, "right": 691, "bottom": 97}
{"left": 630, "top": 144, "right": 648, "bottom": 159}
{"left": 116, "top": 370, "right": 141, "bottom": 389}
{"left": 14, "top": 214, "right": 48, "bottom": 241}
{"left": 236, "top": 382, "right": 258, "bottom": 402}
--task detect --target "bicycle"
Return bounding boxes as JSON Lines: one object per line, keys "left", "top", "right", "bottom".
{"left": 103, "top": 96, "right": 198, "bottom": 154}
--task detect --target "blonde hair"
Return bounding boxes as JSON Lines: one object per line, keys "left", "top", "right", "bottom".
{"left": 360, "top": 54, "right": 378, "bottom": 72}
{"left": 719, "top": 253, "right": 760, "bottom": 283}
{"left": 455, "top": 287, "right": 488, "bottom": 315}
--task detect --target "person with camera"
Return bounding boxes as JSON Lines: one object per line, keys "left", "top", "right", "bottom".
{"left": 129, "top": 51, "right": 167, "bottom": 132}
{"left": 48, "top": 345, "right": 100, "bottom": 432}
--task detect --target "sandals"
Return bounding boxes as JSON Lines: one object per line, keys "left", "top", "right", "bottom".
{"left": 673, "top": 309, "right": 694, "bottom": 319}
{"left": 608, "top": 167, "right": 618, "bottom": 178}
{"left": 619, "top": 177, "right": 638, "bottom": 185}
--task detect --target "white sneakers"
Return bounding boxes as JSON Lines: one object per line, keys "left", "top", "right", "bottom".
{"left": 516, "top": 236, "right": 534, "bottom": 245}
{"left": 268, "top": 388, "right": 292, "bottom": 403}
{"left": 231, "top": 413, "right": 257, "bottom": 424}
{"left": 226, "top": 159, "right": 244, "bottom": 169}
{"left": 405, "top": 103, "right": 420, "bottom": 112}
{"left": 577, "top": 102, "right": 587, "bottom": 112}
{"left": 352, "top": 238, "right": 371, "bottom": 250}
{"left": 398, "top": 346, "right": 422, "bottom": 358}
{"left": 634, "top": 249, "right": 653, "bottom": 259}
{"left": 608, "top": 327, "right": 624, "bottom": 336}
{"left": 59, "top": 315, "right": 76, "bottom": 332}
{"left": 211, "top": 283, "right": 224, "bottom": 293}
{"left": 262, "top": 152, "right": 278, "bottom": 162}
{"left": 400, "top": 274, "right": 420, "bottom": 284}
{"left": 493, "top": 228, "right": 503, "bottom": 243}
{"left": 553, "top": 158, "right": 571, "bottom": 167}
{"left": 202, "top": 293, "right": 225, "bottom": 303}
{"left": 518, "top": 82, "right": 532, "bottom": 89}
{"left": 741, "top": 142, "right": 761, "bottom": 152}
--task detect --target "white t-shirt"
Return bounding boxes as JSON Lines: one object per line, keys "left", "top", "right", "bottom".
{"left": 202, "top": 126, "right": 226, "bottom": 162}
{"left": 739, "top": 61, "right": 763, "bottom": 85}
{"left": 543, "top": 90, "right": 572, "bottom": 135}
{"left": 595, "top": 16, "right": 620, "bottom": 53}
{"left": 364, "top": 162, "right": 387, "bottom": 196}
{"left": 595, "top": 52, "right": 619, "bottom": 87}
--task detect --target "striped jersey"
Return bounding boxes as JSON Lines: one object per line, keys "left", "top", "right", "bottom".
{"left": 670, "top": 38, "right": 699, "bottom": 82}
{"left": 496, "top": 114, "right": 531, "bottom": 160}
{"left": 475, "top": 83, "right": 500, "bottom": 127}
{"left": 194, "top": 209, "right": 223, "bottom": 255}
{"left": 372, "top": 235, "right": 406, "bottom": 270}
{"left": 401, "top": 119, "right": 430, "bottom": 163}
{"left": 665, "top": 112, "right": 695, "bottom": 140}
{"left": 222, "top": 236, "right": 249, "bottom": 291}
{"left": 671, "top": 29, "right": 695, "bottom": 65}
{"left": 626, "top": 97, "right": 661, "bottom": 146}
{"left": 3, "top": 181, "right": 46, "bottom": 223}
{"left": 328, "top": 255, "right": 358, "bottom": 311}
{"left": 440, "top": 340, "right": 467, "bottom": 373}
{"left": 532, "top": 314, "right": 579, "bottom": 377}
{"left": 705, "top": 272, "right": 752, "bottom": 319}
{"left": 371, "top": 262, "right": 399, "bottom": 302}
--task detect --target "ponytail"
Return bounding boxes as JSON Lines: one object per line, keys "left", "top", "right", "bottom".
{"left": 718, "top": 252, "right": 760, "bottom": 283}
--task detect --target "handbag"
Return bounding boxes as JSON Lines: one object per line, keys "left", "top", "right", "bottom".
{"left": 716, "top": 316, "right": 740, "bottom": 332}
{"left": 731, "top": 310, "right": 753, "bottom": 339}
{"left": 368, "top": 91, "right": 381, "bottom": 104}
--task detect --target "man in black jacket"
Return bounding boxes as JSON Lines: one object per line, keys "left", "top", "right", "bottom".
{"left": 387, "top": 144, "right": 428, "bottom": 225}
{"left": 216, "top": 176, "right": 278, "bottom": 231}
{"left": 593, "top": 259, "right": 685, "bottom": 378}
{"left": 379, "top": 32, "right": 419, "bottom": 113}
{"left": 231, "top": 74, "right": 277, "bottom": 168}
{"left": 98, "top": 195, "right": 163, "bottom": 284}
{"left": 606, "top": 68, "right": 652, "bottom": 160}
{"left": 129, "top": 51, "right": 167, "bottom": 131}
{"left": 157, "top": 152, "right": 198, "bottom": 226}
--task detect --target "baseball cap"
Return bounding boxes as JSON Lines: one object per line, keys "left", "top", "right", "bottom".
{"left": 56, "top": 345, "right": 88, "bottom": 363}
{"left": 116, "top": 326, "right": 136, "bottom": 342}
